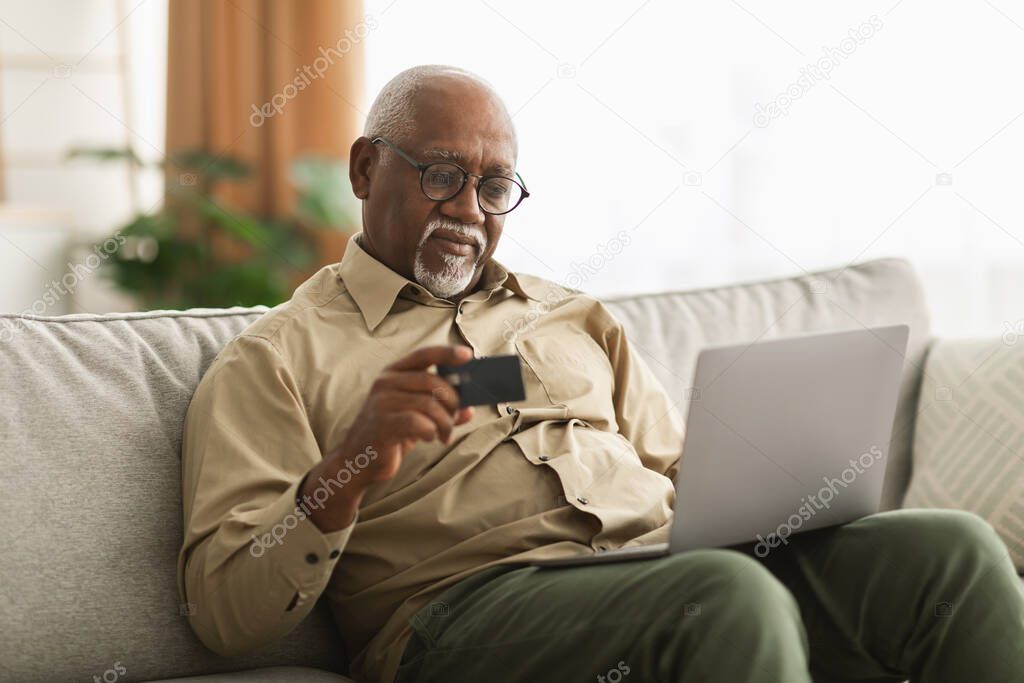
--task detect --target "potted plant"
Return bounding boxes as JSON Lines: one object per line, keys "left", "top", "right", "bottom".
{"left": 66, "top": 147, "right": 354, "bottom": 310}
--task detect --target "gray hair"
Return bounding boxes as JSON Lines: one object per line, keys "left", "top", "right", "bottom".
{"left": 363, "top": 65, "right": 512, "bottom": 165}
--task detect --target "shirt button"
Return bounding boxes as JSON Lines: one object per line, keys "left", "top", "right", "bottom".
{"left": 577, "top": 496, "right": 589, "bottom": 505}
{"left": 329, "top": 549, "right": 340, "bottom": 559}
{"left": 505, "top": 405, "right": 516, "bottom": 415}
{"left": 305, "top": 553, "right": 319, "bottom": 565}
{"left": 538, "top": 455, "right": 550, "bottom": 462}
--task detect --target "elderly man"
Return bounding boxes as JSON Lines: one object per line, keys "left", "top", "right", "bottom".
{"left": 178, "top": 65, "right": 1024, "bottom": 683}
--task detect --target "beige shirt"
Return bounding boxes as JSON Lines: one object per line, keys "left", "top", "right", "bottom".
{"left": 178, "top": 234, "right": 684, "bottom": 683}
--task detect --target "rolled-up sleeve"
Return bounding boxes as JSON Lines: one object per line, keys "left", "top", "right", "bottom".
{"left": 601, "top": 308, "right": 686, "bottom": 481}
{"left": 176, "top": 333, "right": 354, "bottom": 656}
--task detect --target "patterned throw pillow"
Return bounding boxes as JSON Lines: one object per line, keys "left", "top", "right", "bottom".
{"left": 903, "top": 335, "right": 1024, "bottom": 572}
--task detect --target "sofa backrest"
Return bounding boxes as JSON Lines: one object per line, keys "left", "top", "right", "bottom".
{"left": 0, "top": 258, "right": 930, "bottom": 682}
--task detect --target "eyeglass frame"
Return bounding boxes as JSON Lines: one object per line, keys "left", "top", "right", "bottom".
{"left": 371, "top": 136, "right": 530, "bottom": 216}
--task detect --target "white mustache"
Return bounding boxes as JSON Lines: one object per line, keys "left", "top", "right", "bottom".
{"left": 419, "top": 219, "right": 487, "bottom": 253}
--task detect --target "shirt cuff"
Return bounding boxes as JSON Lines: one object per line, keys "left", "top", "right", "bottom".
{"left": 250, "top": 479, "right": 356, "bottom": 589}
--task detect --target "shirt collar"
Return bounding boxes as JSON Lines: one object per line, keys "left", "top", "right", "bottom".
{"left": 338, "top": 233, "right": 538, "bottom": 332}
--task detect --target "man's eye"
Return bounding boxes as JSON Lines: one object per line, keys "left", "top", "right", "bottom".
{"left": 483, "top": 182, "right": 510, "bottom": 197}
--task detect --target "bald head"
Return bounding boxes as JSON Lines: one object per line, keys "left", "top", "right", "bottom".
{"left": 363, "top": 65, "right": 517, "bottom": 161}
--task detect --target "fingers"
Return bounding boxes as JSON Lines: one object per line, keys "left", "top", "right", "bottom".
{"left": 382, "top": 411, "right": 440, "bottom": 443}
{"left": 377, "top": 392, "right": 457, "bottom": 443}
{"left": 366, "top": 346, "right": 478, "bottom": 451}
{"left": 388, "top": 345, "right": 473, "bottom": 372}
{"left": 375, "top": 371, "right": 460, "bottom": 413}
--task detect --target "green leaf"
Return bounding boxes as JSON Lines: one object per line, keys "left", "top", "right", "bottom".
{"left": 291, "top": 155, "right": 352, "bottom": 228}
{"left": 77, "top": 145, "right": 321, "bottom": 310}
{"left": 170, "top": 149, "right": 250, "bottom": 180}
{"left": 192, "top": 195, "right": 274, "bottom": 246}
{"left": 66, "top": 146, "right": 144, "bottom": 165}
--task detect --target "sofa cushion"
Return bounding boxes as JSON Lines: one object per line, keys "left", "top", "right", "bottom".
{"left": 0, "top": 308, "right": 347, "bottom": 683}
{"left": 603, "top": 258, "right": 930, "bottom": 511}
{"left": 903, "top": 337, "right": 1024, "bottom": 571}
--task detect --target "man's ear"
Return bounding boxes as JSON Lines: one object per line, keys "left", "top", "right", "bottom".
{"left": 349, "top": 136, "right": 376, "bottom": 199}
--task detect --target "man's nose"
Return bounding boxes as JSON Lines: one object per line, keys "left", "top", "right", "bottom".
{"left": 440, "top": 180, "right": 485, "bottom": 225}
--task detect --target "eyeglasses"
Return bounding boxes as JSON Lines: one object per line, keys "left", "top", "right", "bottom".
{"left": 371, "top": 136, "right": 530, "bottom": 215}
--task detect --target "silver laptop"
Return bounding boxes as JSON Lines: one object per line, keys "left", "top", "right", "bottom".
{"left": 532, "top": 324, "right": 909, "bottom": 567}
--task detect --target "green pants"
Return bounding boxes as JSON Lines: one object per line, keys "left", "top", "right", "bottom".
{"left": 394, "top": 510, "right": 1024, "bottom": 682}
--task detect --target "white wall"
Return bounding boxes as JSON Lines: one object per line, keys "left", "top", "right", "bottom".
{"left": 364, "top": 0, "right": 1024, "bottom": 338}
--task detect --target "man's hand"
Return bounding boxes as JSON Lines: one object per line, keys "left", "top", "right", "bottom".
{"left": 301, "top": 345, "right": 475, "bottom": 532}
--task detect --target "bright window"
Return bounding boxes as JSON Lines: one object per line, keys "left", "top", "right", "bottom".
{"left": 364, "top": 0, "right": 1024, "bottom": 337}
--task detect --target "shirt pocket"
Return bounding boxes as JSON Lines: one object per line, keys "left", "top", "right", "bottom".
{"left": 514, "top": 334, "right": 616, "bottom": 423}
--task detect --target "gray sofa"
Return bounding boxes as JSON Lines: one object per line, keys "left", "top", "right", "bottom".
{"left": 1, "top": 257, "right": 1019, "bottom": 683}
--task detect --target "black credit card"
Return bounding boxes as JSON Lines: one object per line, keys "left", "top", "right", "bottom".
{"left": 436, "top": 354, "right": 526, "bottom": 407}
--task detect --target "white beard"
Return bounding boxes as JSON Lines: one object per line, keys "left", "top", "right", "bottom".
{"left": 413, "top": 219, "right": 487, "bottom": 299}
